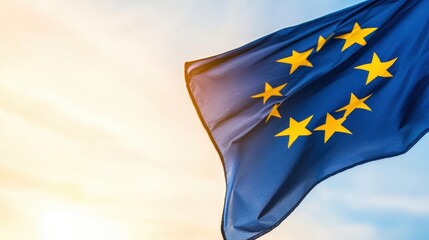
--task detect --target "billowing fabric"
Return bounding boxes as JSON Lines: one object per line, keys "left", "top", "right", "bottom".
{"left": 185, "top": 0, "right": 429, "bottom": 239}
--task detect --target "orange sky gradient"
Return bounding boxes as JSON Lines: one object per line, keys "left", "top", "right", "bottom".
{"left": 2, "top": 1, "right": 428, "bottom": 239}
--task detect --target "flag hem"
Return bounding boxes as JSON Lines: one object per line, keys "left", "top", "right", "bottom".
{"left": 184, "top": 62, "right": 230, "bottom": 240}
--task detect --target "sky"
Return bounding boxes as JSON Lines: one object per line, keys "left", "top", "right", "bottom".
{"left": 0, "top": 0, "right": 428, "bottom": 239}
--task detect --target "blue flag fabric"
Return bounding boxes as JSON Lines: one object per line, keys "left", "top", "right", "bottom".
{"left": 185, "top": 0, "right": 429, "bottom": 239}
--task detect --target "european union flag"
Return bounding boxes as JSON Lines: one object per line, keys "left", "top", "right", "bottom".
{"left": 185, "top": 0, "right": 429, "bottom": 239}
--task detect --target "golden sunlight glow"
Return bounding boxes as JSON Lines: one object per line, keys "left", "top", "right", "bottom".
{"left": 1, "top": 0, "right": 393, "bottom": 239}
{"left": 39, "top": 204, "right": 128, "bottom": 240}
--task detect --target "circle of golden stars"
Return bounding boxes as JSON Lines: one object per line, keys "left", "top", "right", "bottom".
{"left": 250, "top": 22, "right": 399, "bottom": 148}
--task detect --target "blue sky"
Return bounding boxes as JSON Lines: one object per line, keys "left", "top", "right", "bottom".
{"left": 174, "top": 0, "right": 429, "bottom": 239}
{"left": 0, "top": 0, "right": 428, "bottom": 239}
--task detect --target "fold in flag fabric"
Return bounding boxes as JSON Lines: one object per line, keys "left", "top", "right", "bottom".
{"left": 185, "top": 0, "right": 429, "bottom": 239}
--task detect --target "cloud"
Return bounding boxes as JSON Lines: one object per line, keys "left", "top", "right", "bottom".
{"left": 263, "top": 211, "right": 377, "bottom": 240}
{"left": 1, "top": 0, "right": 428, "bottom": 240}
{"left": 317, "top": 187, "right": 429, "bottom": 216}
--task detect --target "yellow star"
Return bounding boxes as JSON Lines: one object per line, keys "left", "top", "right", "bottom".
{"left": 275, "top": 115, "right": 313, "bottom": 148}
{"left": 266, "top": 103, "right": 282, "bottom": 123}
{"left": 316, "top": 33, "right": 333, "bottom": 52}
{"left": 314, "top": 113, "right": 352, "bottom": 143}
{"left": 277, "top": 48, "right": 314, "bottom": 74}
{"left": 336, "top": 93, "right": 373, "bottom": 117}
{"left": 251, "top": 82, "right": 287, "bottom": 104}
{"left": 335, "top": 23, "right": 377, "bottom": 51}
{"left": 355, "top": 53, "right": 398, "bottom": 85}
